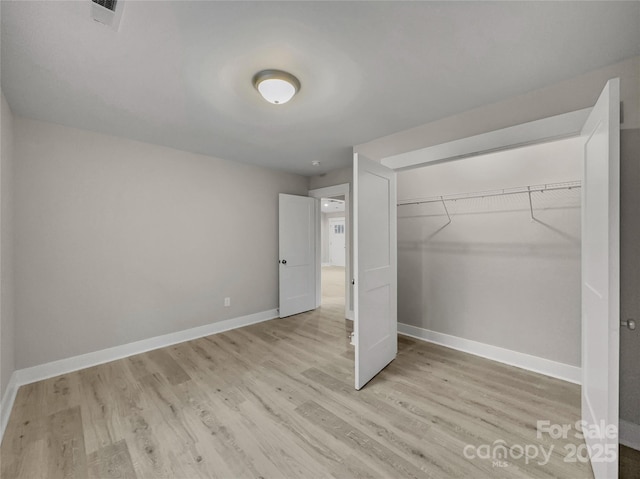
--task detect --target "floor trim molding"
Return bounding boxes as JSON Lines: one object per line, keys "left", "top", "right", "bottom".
{"left": 398, "top": 323, "right": 581, "bottom": 385}
{"left": 0, "top": 372, "right": 19, "bottom": 441}
{"left": 620, "top": 419, "right": 640, "bottom": 451}
{"left": 0, "top": 308, "right": 278, "bottom": 444}
{"left": 16, "top": 309, "right": 278, "bottom": 386}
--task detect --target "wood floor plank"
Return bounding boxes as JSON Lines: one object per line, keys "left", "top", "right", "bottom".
{"left": 11, "top": 439, "right": 48, "bottom": 479}
{"left": 328, "top": 453, "right": 381, "bottom": 479}
{"left": 235, "top": 398, "right": 330, "bottom": 478}
{"left": 298, "top": 368, "right": 501, "bottom": 479}
{"left": 87, "top": 440, "right": 137, "bottom": 479}
{"left": 295, "top": 400, "right": 432, "bottom": 479}
{"left": 145, "top": 349, "right": 191, "bottom": 386}
{"left": 192, "top": 394, "right": 284, "bottom": 478}
{"left": 42, "top": 374, "right": 81, "bottom": 418}
{"left": 78, "top": 366, "right": 117, "bottom": 455}
{"left": 0, "top": 381, "right": 48, "bottom": 477}
{"left": 136, "top": 373, "right": 197, "bottom": 446}
{"left": 47, "top": 406, "right": 88, "bottom": 479}
{"left": 237, "top": 372, "right": 346, "bottom": 469}
{"left": 301, "top": 367, "right": 432, "bottom": 440}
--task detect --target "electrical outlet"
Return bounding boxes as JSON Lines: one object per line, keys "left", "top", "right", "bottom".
{"left": 224, "top": 297, "right": 231, "bottom": 307}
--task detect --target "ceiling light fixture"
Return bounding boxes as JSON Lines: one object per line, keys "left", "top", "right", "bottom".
{"left": 252, "top": 70, "right": 300, "bottom": 105}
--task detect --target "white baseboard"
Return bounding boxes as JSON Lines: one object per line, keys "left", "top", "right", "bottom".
{"left": 15, "top": 309, "right": 278, "bottom": 386}
{"left": 620, "top": 419, "right": 640, "bottom": 451}
{"left": 0, "top": 372, "right": 19, "bottom": 441}
{"left": 0, "top": 308, "right": 278, "bottom": 443}
{"left": 398, "top": 323, "right": 581, "bottom": 385}
{"left": 321, "top": 262, "right": 331, "bottom": 267}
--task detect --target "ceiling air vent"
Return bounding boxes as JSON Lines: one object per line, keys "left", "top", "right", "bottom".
{"left": 92, "top": 0, "right": 117, "bottom": 12}
{"left": 91, "top": 0, "right": 124, "bottom": 30}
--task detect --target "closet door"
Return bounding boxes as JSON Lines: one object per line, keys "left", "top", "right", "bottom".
{"left": 581, "top": 78, "right": 620, "bottom": 479}
{"left": 353, "top": 153, "right": 397, "bottom": 390}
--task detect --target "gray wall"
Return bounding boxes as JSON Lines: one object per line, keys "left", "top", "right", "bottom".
{"left": 1, "top": 93, "right": 15, "bottom": 399}
{"left": 398, "top": 138, "right": 583, "bottom": 366}
{"left": 620, "top": 129, "right": 640, "bottom": 426}
{"left": 354, "top": 56, "right": 639, "bottom": 160}
{"left": 13, "top": 117, "right": 309, "bottom": 369}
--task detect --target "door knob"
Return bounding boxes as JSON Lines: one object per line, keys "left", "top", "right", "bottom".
{"left": 280, "top": 259, "right": 287, "bottom": 265}
{"left": 621, "top": 319, "right": 636, "bottom": 331}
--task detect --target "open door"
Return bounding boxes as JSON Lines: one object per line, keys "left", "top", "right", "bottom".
{"left": 353, "top": 153, "right": 397, "bottom": 390}
{"left": 279, "top": 194, "right": 317, "bottom": 318}
{"left": 581, "top": 78, "right": 620, "bottom": 478}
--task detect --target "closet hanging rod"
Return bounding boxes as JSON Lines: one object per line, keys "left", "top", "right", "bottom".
{"left": 397, "top": 180, "right": 581, "bottom": 207}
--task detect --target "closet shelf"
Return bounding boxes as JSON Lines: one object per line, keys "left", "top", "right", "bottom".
{"left": 397, "top": 180, "right": 581, "bottom": 207}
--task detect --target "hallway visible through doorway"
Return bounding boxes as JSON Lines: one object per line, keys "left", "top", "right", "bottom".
{"left": 320, "top": 196, "right": 347, "bottom": 313}
{"left": 321, "top": 265, "right": 345, "bottom": 309}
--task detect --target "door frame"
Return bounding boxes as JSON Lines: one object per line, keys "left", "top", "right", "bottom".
{"left": 308, "top": 183, "right": 352, "bottom": 319}
{"left": 381, "top": 107, "right": 591, "bottom": 171}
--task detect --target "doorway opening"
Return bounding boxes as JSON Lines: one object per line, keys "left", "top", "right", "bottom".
{"left": 308, "top": 183, "right": 352, "bottom": 320}
{"left": 321, "top": 197, "right": 346, "bottom": 310}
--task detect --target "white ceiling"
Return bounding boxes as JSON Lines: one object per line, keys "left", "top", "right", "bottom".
{"left": 2, "top": 1, "right": 639, "bottom": 175}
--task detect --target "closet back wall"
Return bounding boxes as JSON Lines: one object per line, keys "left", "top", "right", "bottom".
{"left": 398, "top": 137, "right": 583, "bottom": 366}
{"left": 14, "top": 118, "right": 309, "bottom": 369}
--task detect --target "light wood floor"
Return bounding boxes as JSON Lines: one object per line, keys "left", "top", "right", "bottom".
{"left": 1, "top": 268, "right": 633, "bottom": 479}
{"left": 0, "top": 264, "right": 613, "bottom": 479}
{"left": 321, "top": 265, "right": 345, "bottom": 308}
{"left": 2, "top": 301, "right": 606, "bottom": 479}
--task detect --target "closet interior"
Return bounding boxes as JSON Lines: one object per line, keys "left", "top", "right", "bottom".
{"left": 396, "top": 136, "right": 585, "bottom": 370}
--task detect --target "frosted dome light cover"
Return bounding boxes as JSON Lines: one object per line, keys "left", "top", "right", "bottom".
{"left": 258, "top": 78, "right": 296, "bottom": 104}
{"left": 253, "top": 70, "right": 300, "bottom": 105}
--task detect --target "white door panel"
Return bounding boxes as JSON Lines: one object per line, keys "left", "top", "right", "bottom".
{"left": 354, "top": 154, "right": 397, "bottom": 390}
{"left": 279, "top": 194, "right": 317, "bottom": 318}
{"left": 581, "top": 78, "right": 620, "bottom": 479}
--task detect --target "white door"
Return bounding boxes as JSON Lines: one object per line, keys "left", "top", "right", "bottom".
{"left": 329, "top": 217, "right": 346, "bottom": 267}
{"left": 581, "top": 78, "right": 620, "bottom": 479}
{"left": 353, "top": 153, "right": 397, "bottom": 390}
{"left": 279, "top": 194, "right": 317, "bottom": 318}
